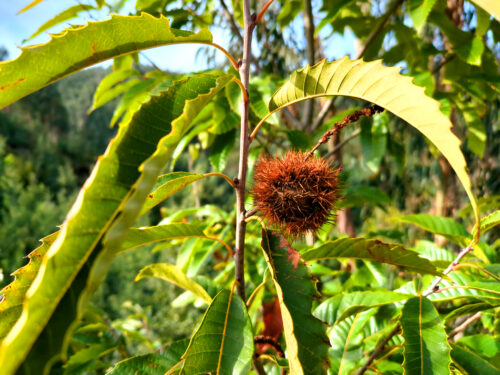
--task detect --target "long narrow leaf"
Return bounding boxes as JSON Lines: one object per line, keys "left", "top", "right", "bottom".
{"left": 107, "top": 339, "right": 189, "bottom": 375}
{"left": 261, "top": 229, "right": 330, "bottom": 375}
{"left": 301, "top": 237, "right": 442, "bottom": 276}
{"left": 400, "top": 296, "right": 451, "bottom": 375}
{"left": 135, "top": 263, "right": 212, "bottom": 303}
{"left": 0, "top": 14, "right": 213, "bottom": 109}
{"left": 180, "top": 289, "right": 254, "bottom": 374}
{"left": 0, "top": 73, "right": 234, "bottom": 374}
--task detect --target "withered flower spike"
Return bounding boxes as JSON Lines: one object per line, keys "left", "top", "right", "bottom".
{"left": 251, "top": 151, "right": 341, "bottom": 238}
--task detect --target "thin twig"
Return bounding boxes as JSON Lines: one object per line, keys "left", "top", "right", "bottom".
{"left": 301, "top": 0, "right": 316, "bottom": 128}
{"left": 324, "top": 128, "right": 361, "bottom": 159}
{"left": 256, "top": 0, "right": 275, "bottom": 24}
{"left": 357, "top": 325, "right": 400, "bottom": 375}
{"left": 357, "top": 0, "right": 404, "bottom": 59}
{"left": 311, "top": 98, "right": 335, "bottom": 132}
{"left": 244, "top": 207, "right": 259, "bottom": 219}
{"left": 220, "top": 0, "right": 244, "bottom": 43}
{"left": 306, "top": 105, "right": 384, "bottom": 159}
{"left": 422, "top": 242, "right": 474, "bottom": 297}
{"left": 448, "top": 312, "right": 482, "bottom": 339}
{"left": 234, "top": 0, "right": 255, "bottom": 301}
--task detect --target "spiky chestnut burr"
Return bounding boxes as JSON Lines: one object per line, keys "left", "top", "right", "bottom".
{"left": 251, "top": 151, "right": 341, "bottom": 238}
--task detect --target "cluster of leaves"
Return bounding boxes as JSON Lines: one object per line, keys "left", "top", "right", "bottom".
{"left": 0, "top": 0, "right": 499, "bottom": 374}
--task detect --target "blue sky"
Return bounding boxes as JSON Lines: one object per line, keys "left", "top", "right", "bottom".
{"left": 0, "top": 1, "right": 355, "bottom": 72}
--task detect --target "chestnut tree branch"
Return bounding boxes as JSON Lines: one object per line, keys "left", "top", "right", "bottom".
{"left": 234, "top": 0, "right": 255, "bottom": 301}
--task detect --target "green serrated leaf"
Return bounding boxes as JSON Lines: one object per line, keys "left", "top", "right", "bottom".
{"left": 445, "top": 302, "right": 495, "bottom": 321}
{"left": 314, "top": 291, "right": 411, "bottom": 326}
{"left": 401, "top": 296, "right": 451, "bottom": 375}
{"left": 397, "top": 214, "right": 469, "bottom": 243}
{"left": 0, "top": 73, "right": 234, "bottom": 375}
{"left": 479, "top": 210, "right": 500, "bottom": 234}
{"left": 107, "top": 338, "right": 189, "bottom": 375}
{"left": 0, "top": 232, "right": 58, "bottom": 341}
{"left": 266, "top": 57, "right": 479, "bottom": 230}
{"left": 28, "top": 4, "right": 96, "bottom": 40}
{"left": 451, "top": 343, "right": 500, "bottom": 375}
{"left": 261, "top": 229, "right": 330, "bottom": 375}
{"left": 180, "top": 289, "right": 254, "bottom": 374}
{"left": 0, "top": 14, "right": 213, "bottom": 109}
{"left": 135, "top": 263, "right": 212, "bottom": 303}
{"left": 302, "top": 237, "right": 443, "bottom": 276}
{"left": 139, "top": 172, "right": 205, "bottom": 216}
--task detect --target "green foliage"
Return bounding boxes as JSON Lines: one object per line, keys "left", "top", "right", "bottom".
{"left": 261, "top": 229, "right": 330, "bottom": 375}
{"left": 400, "top": 296, "right": 451, "bottom": 375}
{"left": 180, "top": 289, "right": 254, "bottom": 374}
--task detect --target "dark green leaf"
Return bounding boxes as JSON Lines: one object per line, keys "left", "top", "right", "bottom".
{"left": 261, "top": 229, "right": 330, "bottom": 375}
{"left": 302, "top": 237, "right": 442, "bottom": 276}
{"left": 180, "top": 289, "right": 254, "bottom": 374}
{"left": 400, "top": 296, "right": 451, "bottom": 375}
{"left": 451, "top": 343, "right": 500, "bottom": 375}
{"left": 107, "top": 339, "right": 189, "bottom": 375}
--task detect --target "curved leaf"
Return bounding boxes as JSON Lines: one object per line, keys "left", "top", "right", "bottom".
{"left": 107, "top": 338, "right": 189, "bottom": 375}
{"left": 469, "top": 0, "right": 500, "bottom": 20}
{"left": 314, "top": 291, "right": 411, "bottom": 326}
{"left": 301, "top": 237, "right": 442, "bottom": 276}
{"left": 139, "top": 172, "right": 206, "bottom": 216}
{"left": 267, "top": 57, "right": 479, "bottom": 228}
{"left": 28, "top": 4, "right": 96, "bottom": 40}
{"left": 479, "top": 210, "right": 500, "bottom": 234}
{"left": 400, "top": 296, "right": 451, "bottom": 375}
{"left": 398, "top": 214, "right": 469, "bottom": 243}
{"left": 135, "top": 263, "right": 212, "bottom": 303}
{"left": 0, "top": 14, "right": 213, "bottom": 109}
{"left": 261, "top": 229, "right": 330, "bottom": 375}
{"left": 451, "top": 343, "right": 500, "bottom": 375}
{"left": 0, "top": 232, "right": 57, "bottom": 341}
{"left": 0, "top": 73, "right": 233, "bottom": 375}
{"left": 180, "top": 289, "right": 254, "bottom": 374}
{"left": 445, "top": 302, "right": 495, "bottom": 321}
{"left": 119, "top": 223, "right": 205, "bottom": 252}
{"left": 398, "top": 272, "right": 500, "bottom": 303}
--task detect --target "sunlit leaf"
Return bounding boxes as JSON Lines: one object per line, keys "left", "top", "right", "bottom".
{"left": 135, "top": 263, "right": 212, "bottom": 303}
{"left": 0, "top": 74, "right": 234, "bottom": 374}
{"left": 400, "top": 296, "right": 451, "bottom": 375}
{"left": 302, "top": 237, "right": 442, "bottom": 276}
{"left": 0, "top": 14, "right": 214, "bottom": 109}
{"left": 314, "top": 291, "right": 410, "bottom": 326}
{"left": 261, "top": 229, "right": 330, "bottom": 375}
{"left": 469, "top": 0, "right": 500, "bottom": 21}
{"left": 107, "top": 338, "right": 189, "bottom": 375}
{"left": 451, "top": 343, "right": 500, "bottom": 375}
{"left": 267, "top": 57, "right": 479, "bottom": 229}
{"left": 0, "top": 232, "right": 57, "bottom": 341}
{"left": 28, "top": 4, "right": 96, "bottom": 40}
{"left": 180, "top": 289, "right": 254, "bottom": 374}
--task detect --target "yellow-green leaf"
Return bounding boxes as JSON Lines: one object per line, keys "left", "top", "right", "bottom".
{"left": 469, "top": 0, "right": 500, "bottom": 20}
{"left": 135, "top": 263, "right": 212, "bottom": 303}
{"left": 0, "top": 14, "right": 213, "bottom": 109}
